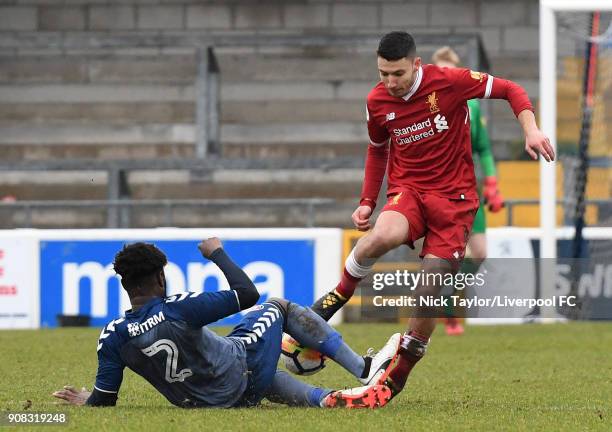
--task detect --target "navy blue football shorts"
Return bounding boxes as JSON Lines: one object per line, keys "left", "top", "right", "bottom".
{"left": 228, "top": 301, "right": 286, "bottom": 406}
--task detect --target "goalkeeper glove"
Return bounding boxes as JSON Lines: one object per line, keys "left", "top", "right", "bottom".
{"left": 483, "top": 176, "right": 504, "bottom": 213}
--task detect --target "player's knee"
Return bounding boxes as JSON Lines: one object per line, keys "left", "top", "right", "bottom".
{"left": 267, "top": 297, "right": 289, "bottom": 316}
{"left": 417, "top": 257, "right": 454, "bottom": 295}
{"left": 422, "top": 259, "right": 453, "bottom": 276}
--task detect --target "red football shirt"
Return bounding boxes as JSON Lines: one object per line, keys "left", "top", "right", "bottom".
{"left": 361, "top": 64, "right": 533, "bottom": 207}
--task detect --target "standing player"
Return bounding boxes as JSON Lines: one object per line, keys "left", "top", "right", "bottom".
{"left": 52, "top": 239, "right": 400, "bottom": 409}
{"left": 310, "top": 31, "right": 554, "bottom": 397}
{"left": 432, "top": 46, "right": 505, "bottom": 336}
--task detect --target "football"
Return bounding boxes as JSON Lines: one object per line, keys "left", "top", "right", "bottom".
{"left": 280, "top": 334, "right": 326, "bottom": 376}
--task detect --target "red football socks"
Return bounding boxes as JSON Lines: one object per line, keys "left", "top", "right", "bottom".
{"left": 335, "top": 268, "right": 362, "bottom": 299}
{"left": 387, "top": 331, "right": 429, "bottom": 392}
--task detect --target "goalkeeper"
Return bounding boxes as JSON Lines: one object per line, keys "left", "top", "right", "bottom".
{"left": 52, "top": 238, "right": 399, "bottom": 409}
{"left": 432, "top": 46, "right": 505, "bottom": 336}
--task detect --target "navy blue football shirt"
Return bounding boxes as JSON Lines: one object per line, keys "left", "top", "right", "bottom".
{"left": 94, "top": 290, "right": 250, "bottom": 408}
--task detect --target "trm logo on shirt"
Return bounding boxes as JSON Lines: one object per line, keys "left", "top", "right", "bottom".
{"left": 127, "top": 311, "right": 166, "bottom": 337}
{"left": 386, "top": 112, "right": 396, "bottom": 122}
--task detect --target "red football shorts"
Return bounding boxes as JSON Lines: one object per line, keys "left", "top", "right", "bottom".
{"left": 381, "top": 187, "right": 479, "bottom": 262}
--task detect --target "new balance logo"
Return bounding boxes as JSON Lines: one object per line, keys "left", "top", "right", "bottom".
{"left": 434, "top": 114, "right": 448, "bottom": 132}
{"left": 386, "top": 112, "right": 396, "bottom": 121}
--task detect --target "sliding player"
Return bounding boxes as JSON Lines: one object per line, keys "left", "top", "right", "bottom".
{"left": 53, "top": 238, "right": 400, "bottom": 409}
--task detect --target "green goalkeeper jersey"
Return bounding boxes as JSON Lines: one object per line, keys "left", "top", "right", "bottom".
{"left": 468, "top": 99, "right": 496, "bottom": 178}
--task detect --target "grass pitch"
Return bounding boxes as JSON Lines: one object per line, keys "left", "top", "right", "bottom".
{"left": 1, "top": 322, "right": 610, "bottom": 431}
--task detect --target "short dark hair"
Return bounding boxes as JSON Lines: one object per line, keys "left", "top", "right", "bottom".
{"left": 113, "top": 242, "right": 167, "bottom": 291}
{"left": 377, "top": 31, "right": 417, "bottom": 61}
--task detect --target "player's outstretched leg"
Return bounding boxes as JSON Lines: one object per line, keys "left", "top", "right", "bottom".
{"left": 284, "top": 301, "right": 400, "bottom": 383}
{"left": 312, "top": 211, "right": 409, "bottom": 321}
{"left": 265, "top": 370, "right": 392, "bottom": 409}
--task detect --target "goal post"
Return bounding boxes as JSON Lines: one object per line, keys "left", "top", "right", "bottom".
{"left": 539, "top": 0, "right": 612, "bottom": 319}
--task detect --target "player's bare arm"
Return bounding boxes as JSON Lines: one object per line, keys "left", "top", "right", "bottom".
{"left": 518, "top": 110, "right": 555, "bottom": 162}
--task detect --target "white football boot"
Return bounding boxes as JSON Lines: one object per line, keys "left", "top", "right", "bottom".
{"left": 359, "top": 333, "right": 401, "bottom": 386}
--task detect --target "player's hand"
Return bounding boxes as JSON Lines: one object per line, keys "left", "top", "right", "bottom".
{"left": 483, "top": 176, "right": 505, "bottom": 213}
{"left": 198, "top": 237, "right": 223, "bottom": 258}
{"left": 52, "top": 385, "right": 91, "bottom": 406}
{"left": 525, "top": 129, "right": 555, "bottom": 162}
{"left": 352, "top": 205, "right": 373, "bottom": 231}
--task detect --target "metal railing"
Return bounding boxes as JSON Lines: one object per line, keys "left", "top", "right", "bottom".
{"left": 1, "top": 198, "right": 609, "bottom": 229}
{"left": 0, "top": 157, "right": 364, "bottom": 227}
{"left": 497, "top": 198, "right": 611, "bottom": 226}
